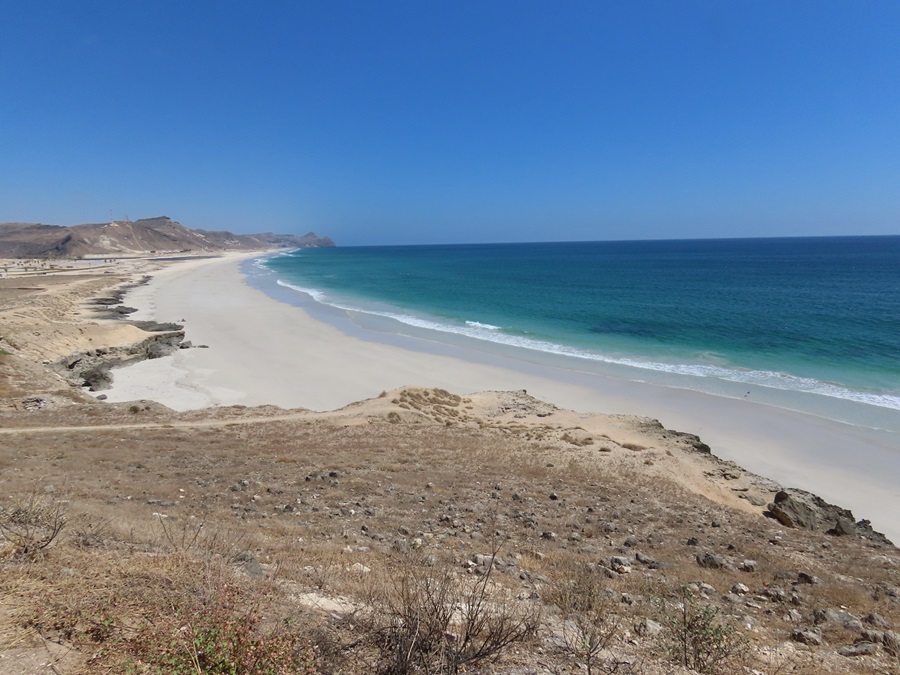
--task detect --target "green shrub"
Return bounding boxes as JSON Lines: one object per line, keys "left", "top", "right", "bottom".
{"left": 662, "top": 587, "right": 747, "bottom": 674}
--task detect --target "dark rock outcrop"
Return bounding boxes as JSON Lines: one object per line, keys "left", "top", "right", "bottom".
{"left": 766, "top": 491, "right": 818, "bottom": 530}
{"left": 52, "top": 331, "right": 185, "bottom": 391}
{"left": 765, "top": 489, "right": 892, "bottom": 545}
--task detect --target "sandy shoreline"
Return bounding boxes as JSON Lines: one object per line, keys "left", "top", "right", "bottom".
{"left": 102, "top": 253, "right": 900, "bottom": 542}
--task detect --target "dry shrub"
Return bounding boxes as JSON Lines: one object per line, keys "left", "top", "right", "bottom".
{"left": 0, "top": 490, "right": 66, "bottom": 560}
{"left": 363, "top": 548, "right": 541, "bottom": 674}
{"left": 127, "top": 571, "right": 317, "bottom": 674}
{"left": 561, "top": 432, "right": 595, "bottom": 447}
{"left": 20, "top": 548, "right": 317, "bottom": 674}
{"left": 544, "top": 562, "right": 638, "bottom": 675}
{"left": 620, "top": 442, "right": 646, "bottom": 452}
{"left": 152, "top": 515, "right": 249, "bottom": 562}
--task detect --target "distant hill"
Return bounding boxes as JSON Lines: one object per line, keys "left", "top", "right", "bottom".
{"left": 0, "top": 216, "right": 334, "bottom": 258}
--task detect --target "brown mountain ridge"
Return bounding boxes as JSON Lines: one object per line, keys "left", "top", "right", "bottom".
{"left": 0, "top": 216, "right": 334, "bottom": 258}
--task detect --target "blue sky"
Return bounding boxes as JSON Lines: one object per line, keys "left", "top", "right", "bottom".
{"left": 2, "top": 1, "right": 899, "bottom": 245}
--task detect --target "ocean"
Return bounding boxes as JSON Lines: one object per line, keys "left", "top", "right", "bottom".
{"left": 251, "top": 236, "right": 900, "bottom": 431}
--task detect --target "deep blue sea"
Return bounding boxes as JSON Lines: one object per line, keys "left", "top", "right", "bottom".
{"left": 258, "top": 236, "right": 900, "bottom": 419}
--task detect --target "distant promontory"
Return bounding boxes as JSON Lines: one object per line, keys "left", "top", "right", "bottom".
{"left": 0, "top": 216, "right": 334, "bottom": 258}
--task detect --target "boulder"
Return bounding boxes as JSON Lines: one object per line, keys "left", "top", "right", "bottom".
{"left": 814, "top": 608, "right": 863, "bottom": 632}
{"left": 792, "top": 628, "right": 823, "bottom": 646}
{"left": 838, "top": 642, "right": 878, "bottom": 657}
{"left": 147, "top": 341, "right": 179, "bottom": 359}
{"left": 696, "top": 551, "right": 735, "bottom": 571}
{"left": 82, "top": 366, "right": 113, "bottom": 391}
{"left": 827, "top": 517, "right": 857, "bottom": 536}
{"left": 766, "top": 491, "right": 817, "bottom": 529}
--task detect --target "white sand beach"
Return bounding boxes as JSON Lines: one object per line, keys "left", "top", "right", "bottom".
{"left": 103, "top": 253, "right": 900, "bottom": 542}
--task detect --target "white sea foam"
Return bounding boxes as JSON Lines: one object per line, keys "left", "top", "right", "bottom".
{"left": 276, "top": 279, "right": 328, "bottom": 303}
{"left": 274, "top": 278, "right": 900, "bottom": 412}
{"left": 465, "top": 320, "right": 501, "bottom": 330}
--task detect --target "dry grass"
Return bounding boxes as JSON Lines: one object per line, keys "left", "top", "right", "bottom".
{"left": 0, "top": 389, "right": 898, "bottom": 673}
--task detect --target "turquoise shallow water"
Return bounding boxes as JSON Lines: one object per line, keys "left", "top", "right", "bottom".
{"left": 259, "top": 236, "right": 900, "bottom": 415}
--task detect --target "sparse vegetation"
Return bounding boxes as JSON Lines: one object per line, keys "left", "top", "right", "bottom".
{"left": 546, "top": 562, "right": 635, "bottom": 675}
{"left": 661, "top": 587, "right": 748, "bottom": 674}
{"left": 365, "top": 548, "right": 541, "bottom": 674}
{"left": 0, "top": 381, "right": 898, "bottom": 672}
{"left": 127, "top": 573, "right": 317, "bottom": 675}
{"left": 0, "top": 489, "right": 67, "bottom": 560}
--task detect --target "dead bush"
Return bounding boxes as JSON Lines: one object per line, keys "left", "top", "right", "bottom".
{"left": 0, "top": 490, "right": 66, "bottom": 560}
{"left": 365, "top": 548, "right": 541, "bottom": 674}
{"left": 545, "top": 563, "right": 638, "bottom": 675}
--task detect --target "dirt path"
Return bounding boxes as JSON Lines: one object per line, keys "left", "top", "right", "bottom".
{"left": 0, "top": 412, "right": 314, "bottom": 435}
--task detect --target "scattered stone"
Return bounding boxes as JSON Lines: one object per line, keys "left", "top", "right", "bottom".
{"left": 688, "top": 581, "right": 717, "bottom": 597}
{"left": 235, "top": 552, "right": 264, "bottom": 578}
{"left": 634, "top": 552, "right": 659, "bottom": 568}
{"left": 696, "top": 551, "right": 734, "bottom": 571}
{"left": 739, "top": 559, "right": 757, "bottom": 573}
{"left": 784, "top": 609, "right": 803, "bottom": 623}
{"left": 813, "top": 608, "right": 863, "bottom": 631}
{"left": 762, "top": 587, "right": 787, "bottom": 603}
{"left": 20, "top": 396, "right": 48, "bottom": 411}
{"left": 610, "top": 556, "right": 633, "bottom": 574}
{"left": 791, "top": 627, "right": 823, "bottom": 646}
{"left": 861, "top": 629, "right": 884, "bottom": 643}
{"left": 634, "top": 618, "right": 662, "bottom": 638}
{"left": 863, "top": 613, "right": 892, "bottom": 630}
{"left": 610, "top": 556, "right": 633, "bottom": 568}
{"left": 731, "top": 583, "right": 749, "bottom": 595}
{"left": 838, "top": 642, "right": 878, "bottom": 657}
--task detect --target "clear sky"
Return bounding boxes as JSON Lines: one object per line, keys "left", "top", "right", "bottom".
{"left": 2, "top": 1, "right": 899, "bottom": 245}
